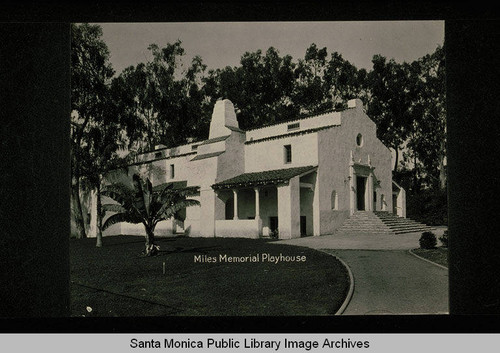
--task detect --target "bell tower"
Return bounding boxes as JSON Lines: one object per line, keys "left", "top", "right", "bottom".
{"left": 208, "top": 99, "right": 239, "bottom": 139}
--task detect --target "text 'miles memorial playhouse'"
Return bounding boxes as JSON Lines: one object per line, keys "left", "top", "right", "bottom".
{"left": 90, "top": 98, "right": 409, "bottom": 239}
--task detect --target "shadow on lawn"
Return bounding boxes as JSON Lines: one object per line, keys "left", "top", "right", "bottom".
{"left": 71, "top": 235, "right": 350, "bottom": 316}
{"left": 157, "top": 245, "right": 221, "bottom": 256}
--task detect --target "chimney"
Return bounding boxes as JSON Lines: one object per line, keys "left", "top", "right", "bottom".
{"left": 208, "top": 99, "right": 239, "bottom": 139}
{"left": 347, "top": 98, "right": 363, "bottom": 110}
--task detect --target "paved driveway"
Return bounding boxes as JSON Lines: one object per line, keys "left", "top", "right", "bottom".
{"left": 276, "top": 231, "right": 449, "bottom": 315}
{"left": 277, "top": 228, "right": 446, "bottom": 250}
{"left": 323, "top": 249, "right": 448, "bottom": 314}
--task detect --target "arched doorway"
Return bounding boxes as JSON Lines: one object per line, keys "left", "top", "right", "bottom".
{"left": 225, "top": 197, "right": 234, "bottom": 220}
{"left": 356, "top": 176, "right": 367, "bottom": 211}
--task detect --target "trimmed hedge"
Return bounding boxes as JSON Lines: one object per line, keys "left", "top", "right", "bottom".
{"left": 407, "top": 188, "right": 448, "bottom": 226}
{"left": 419, "top": 231, "right": 437, "bottom": 249}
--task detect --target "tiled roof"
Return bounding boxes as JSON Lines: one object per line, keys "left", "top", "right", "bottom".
{"left": 212, "top": 166, "right": 317, "bottom": 190}
{"left": 191, "top": 151, "right": 225, "bottom": 161}
{"left": 245, "top": 125, "right": 338, "bottom": 145}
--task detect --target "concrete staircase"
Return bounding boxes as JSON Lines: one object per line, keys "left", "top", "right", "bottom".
{"left": 336, "top": 211, "right": 434, "bottom": 236}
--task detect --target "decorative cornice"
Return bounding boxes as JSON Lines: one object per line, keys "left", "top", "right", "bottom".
{"left": 245, "top": 108, "right": 343, "bottom": 132}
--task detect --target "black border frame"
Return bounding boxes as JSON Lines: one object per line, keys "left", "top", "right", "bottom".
{"left": 1, "top": 0, "right": 499, "bottom": 333}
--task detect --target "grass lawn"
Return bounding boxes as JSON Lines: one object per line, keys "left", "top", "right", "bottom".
{"left": 412, "top": 247, "right": 448, "bottom": 268}
{"left": 71, "top": 235, "right": 350, "bottom": 317}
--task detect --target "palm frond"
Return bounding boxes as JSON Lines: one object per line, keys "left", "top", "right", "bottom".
{"left": 102, "top": 204, "right": 127, "bottom": 213}
{"left": 132, "top": 173, "right": 147, "bottom": 215}
{"left": 158, "top": 198, "right": 200, "bottom": 219}
{"left": 102, "top": 183, "right": 134, "bottom": 207}
{"left": 157, "top": 186, "right": 199, "bottom": 204}
{"left": 156, "top": 182, "right": 174, "bottom": 204}
{"left": 102, "top": 212, "right": 141, "bottom": 230}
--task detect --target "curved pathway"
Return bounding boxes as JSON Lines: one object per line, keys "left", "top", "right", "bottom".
{"left": 277, "top": 231, "right": 448, "bottom": 314}
{"left": 323, "top": 249, "right": 448, "bottom": 314}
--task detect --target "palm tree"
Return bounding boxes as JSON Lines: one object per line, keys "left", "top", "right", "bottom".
{"left": 102, "top": 173, "right": 200, "bottom": 256}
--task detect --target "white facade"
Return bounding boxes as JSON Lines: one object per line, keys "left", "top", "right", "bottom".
{"left": 92, "top": 98, "right": 401, "bottom": 239}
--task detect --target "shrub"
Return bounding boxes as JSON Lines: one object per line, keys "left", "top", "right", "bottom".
{"left": 406, "top": 188, "right": 448, "bottom": 226}
{"left": 439, "top": 230, "right": 449, "bottom": 247}
{"left": 419, "top": 231, "right": 437, "bottom": 249}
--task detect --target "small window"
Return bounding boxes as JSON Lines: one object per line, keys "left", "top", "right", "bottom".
{"left": 284, "top": 145, "right": 292, "bottom": 164}
{"left": 155, "top": 151, "right": 163, "bottom": 158}
{"left": 331, "top": 190, "right": 338, "bottom": 210}
{"left": 191, "top": 144, "right": 198, "bottom": 151}
{"left": 356, "top": 133, "right": 363, "bottom": 147}
{"left": 287, "top": 122, "right": 300, "bottom": 131}
{"left": 170, "top": 164, "right": 175, "bottom": 179}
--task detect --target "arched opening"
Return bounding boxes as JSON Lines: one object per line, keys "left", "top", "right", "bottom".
{"left": 225, "top": 197, "right": 234, "bottom": 220}
{"left": 331, "top": 190, "right": 337, "bottom": 210}
{"left": 356, "top": 133, "right": 363, "bottom": 147}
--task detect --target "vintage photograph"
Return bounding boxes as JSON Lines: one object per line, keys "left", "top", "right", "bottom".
{"left": 70, "top": 21, "right": 447, "bottom": 316}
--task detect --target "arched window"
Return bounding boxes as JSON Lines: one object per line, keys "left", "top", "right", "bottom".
{"left": 331, "top": 190, "right": 338, "bottom": 210}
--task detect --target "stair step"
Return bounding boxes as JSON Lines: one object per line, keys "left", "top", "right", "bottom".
{"left": 335, "top": 211, "right": 432, "bottom": 236}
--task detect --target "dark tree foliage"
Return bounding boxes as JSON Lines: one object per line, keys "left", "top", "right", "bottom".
{"left": 71, "top": 23, "right": 115, "bottom": 239}
{"left": 367, "top": 55, "right": 414, "bottom": 172}
{"left": 405, "top": 46, "right": 446, "bottom": 191}
{"left": 113, "top": 40, "right": 208, "bottom": 152}
{"left": 203, "top": 47, "right": 298, "bottom": 130}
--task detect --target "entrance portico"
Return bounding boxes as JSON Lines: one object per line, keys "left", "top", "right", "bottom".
{"left": 212, "top": 165, "right": 318, "bottom": 239}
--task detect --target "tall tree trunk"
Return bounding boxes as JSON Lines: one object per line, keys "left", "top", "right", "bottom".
{"left": 71, "top": 116, "right": 90, "bottom": 239}
{"left": 393, "top": 147, "right": 399, "bottom": 171}
{"left": 413, "top": 155, "right": 420, "bottom": 194}
{"left": 438, "top": 140, "right": 447, "bottom": 190}
{"left": 71, "top": 178, "right": 86, "bottom": 239}
{"left": 96, "top": 183, "right": 103, "bottom": 247}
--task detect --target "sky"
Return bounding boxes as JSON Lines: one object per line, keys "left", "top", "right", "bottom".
{"left": 97, "top": 21, "right": 444, "bottom": 76}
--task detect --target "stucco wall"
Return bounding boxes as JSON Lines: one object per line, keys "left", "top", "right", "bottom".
{"left": 196, "top": 139, "right": 226, "bottom": 156}
{"left": 277, "top": 175, "right": 301, "bottom": 239}
{"left": 137, "top": 142, "right": 198, "bottom": 164}
{"left": 245, "top": 133, "right": 318, "bottom": 173}
{"left": 216, "top": 132, "right": 246, "bottom": 183}
{"left": 316, "top": 103, "right": 393, "bottom": 234}
{"left": 215, "top": 219, "right": 261, "bottom": 238}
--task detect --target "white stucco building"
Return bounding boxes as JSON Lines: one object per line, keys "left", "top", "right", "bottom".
{"left": 93, "top": 98, "right": 407, "bottom": 239}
